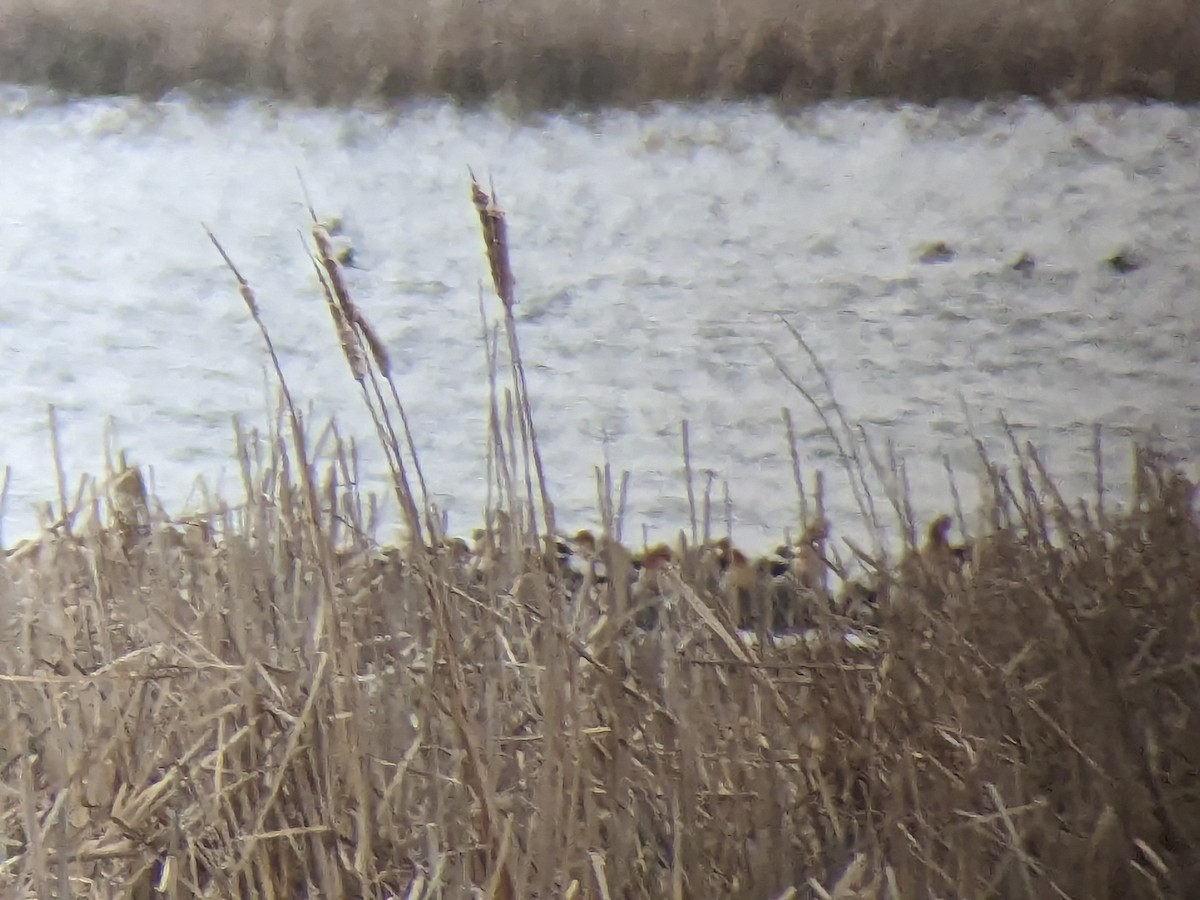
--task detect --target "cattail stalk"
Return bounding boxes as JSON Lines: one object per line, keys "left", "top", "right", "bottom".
{"left": 469, "top": 172, "right": 556, "bottom": 545}
{"left": 309, "top": 223, "right": 431, "bottom": 547}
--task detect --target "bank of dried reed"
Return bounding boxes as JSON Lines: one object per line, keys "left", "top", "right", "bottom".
{"left": 0, "top": 180, "right": 1197, "bottom": 899}
{"left": 1, "top": 0, "right": 1198, "bottom": 107}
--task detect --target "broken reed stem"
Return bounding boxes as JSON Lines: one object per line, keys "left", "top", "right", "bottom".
{"left": 615, "top": 469, "right": 630, "bottom": 545}
{"left": 470, "top": 172, "right": 556, "bottom": 544}
{"left": 723, "top": 479, "right": 732, "bottom": 540}
{"left": 46, "top": 405, "right": 69, "bottom": 537}
{"left": 595, "top": 464, "right": 615, "bottom": 537}
{"left": 682, "top": 419, "right": 698, "bottom": 545}
{"left": 702, "top": 469, "right": 716, "bottom": 543}
{"left": 593, "top": 463, "right": 630, "bottom": 546}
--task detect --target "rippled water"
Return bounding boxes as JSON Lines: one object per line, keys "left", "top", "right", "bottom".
{"left": 0, "top": 88, "right": 1196, "bottom": 550}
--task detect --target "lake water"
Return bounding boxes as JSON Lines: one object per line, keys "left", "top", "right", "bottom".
{"left": 0, "top": 86, "right": 1196, "bottom": 552}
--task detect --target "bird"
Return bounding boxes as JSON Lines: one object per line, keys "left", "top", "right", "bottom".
{"left": 918, "top": 241, "right": 956, "bottom": 264}
{"left": 719, "top": 546, "right": 761, "bottom": 630}
{"left": 1106, "top": 249, "right": 1144, "bottom": 274}
{"left": 791, "top": 516, "right": 832, "bottom": 596}
{"left": 1011, "top": 252, "right": 1036, "bottom": 274}
{"left": 901, "top": 515, "right": 972, "bottom": 587}
{"left": 630, "top": 543, "right": 675, "bottom": 630}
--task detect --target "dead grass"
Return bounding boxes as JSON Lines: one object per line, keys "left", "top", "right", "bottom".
{"left": 1, "top": 0, "right": 1199, "bottom": 106}
{"left": 0, "top": 177, "right": 1197, "bottom": 899}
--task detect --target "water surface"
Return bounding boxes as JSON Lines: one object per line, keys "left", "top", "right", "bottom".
{"left": 0, "top": 89, "right": 1196, "bottom": 551}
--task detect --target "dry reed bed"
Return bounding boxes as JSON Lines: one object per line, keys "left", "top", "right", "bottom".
{"left": 0, "top": 180, "right": 1197, "bottom": 899}
{"left": 1, "top": 0, "right": 1198, "bottom": 106}
{"left": 3, "top": 416, "right": 1199, "bottom": 898}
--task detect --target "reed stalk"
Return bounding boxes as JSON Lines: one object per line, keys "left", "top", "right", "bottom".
{"left": 470, "top": 172, "right": 557, "bottom": 547}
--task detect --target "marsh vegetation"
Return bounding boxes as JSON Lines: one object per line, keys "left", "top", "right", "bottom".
{"left": 0, "top": 181, "right": 1195, "bottom": 898}
{"left": 2, "top": 0, "right": 1198, "bottom": 106}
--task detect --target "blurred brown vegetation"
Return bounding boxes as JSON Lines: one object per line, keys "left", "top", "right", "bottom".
{"left": 0, "top": 0, "right": 1198, "bottom": 106}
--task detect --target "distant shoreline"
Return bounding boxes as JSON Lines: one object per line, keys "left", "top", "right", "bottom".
{"left": 2, "top": 0, "right": 1198, "bottom": 108}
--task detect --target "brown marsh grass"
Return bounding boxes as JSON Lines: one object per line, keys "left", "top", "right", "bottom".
{"left": 1, "top": 0, "right": 1198, "bottom": 107}
{"left": 0, "top": 178, "right": 1198, "bottom": 898}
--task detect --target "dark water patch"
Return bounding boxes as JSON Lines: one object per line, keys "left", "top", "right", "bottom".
{"left": 1007, "top": 314, "right": 1049, "bottom": 338}
{"left": 388, "top": 279, "right": 453, "bottom": 297}
{"left": 934, "top": 307, "right": 973, "bottom": 324}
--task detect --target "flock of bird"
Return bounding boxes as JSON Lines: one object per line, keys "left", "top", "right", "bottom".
{"left": 60, "top": 458, "right": 977, "bottom": 651}
{"left": 433, "top": 512, "right": 975, "bottom": 646}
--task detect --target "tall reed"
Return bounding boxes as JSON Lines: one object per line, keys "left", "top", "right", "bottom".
{"left": 470, "top": 172, "right": 556, "bottom": 547}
